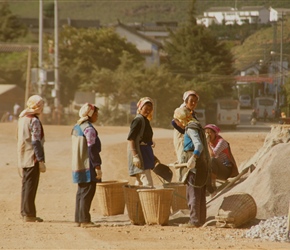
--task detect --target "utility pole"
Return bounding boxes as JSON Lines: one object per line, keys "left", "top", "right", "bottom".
{"left": 54, "top": 0, "right": 60, "bottom": 124}
{"left": 25, "top": 46, "right": 32, "bottom": 106}
{"left": 38, "top": 0, "right": 43, "bottom": 95}
{"left": 54, "top": 0, "right": 60, "bottom": 111}
{"left": 278, "top": 12, "right": 283, "bottom": 108}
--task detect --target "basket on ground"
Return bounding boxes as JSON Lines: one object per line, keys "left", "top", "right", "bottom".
{"left": 123, "top": 185, "right": 152, "bottom": 225}
{"left": 215, "top": 192, "right": 257, "bottom": 228}
{"left": 96, "top": 180, "right": 128, "bottom": 216}
{"left": 137, "top": 188, "right": 174, "bottom": 226}
{"left": 163, "top": 182, "right": 187, "bottom": 212}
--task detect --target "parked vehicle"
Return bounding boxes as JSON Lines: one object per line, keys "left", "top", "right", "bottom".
{"left": 239, "top": 95, "right": 251, "bottom": 108}
{"left": 253, "top": 97, "right": 276, "bottom": 121}
{"left": 205, "top": 99, "right": 240, "bottom": 129}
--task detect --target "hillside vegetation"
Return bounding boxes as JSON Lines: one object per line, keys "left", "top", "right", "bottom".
{"left": 232, "top": 16, "right": 290, "bottom": 71}
{"left": 7, "top": 0, "right": 290, "bottom": 25}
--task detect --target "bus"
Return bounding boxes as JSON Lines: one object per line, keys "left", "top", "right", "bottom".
{"left": 205, "top": 99, "right": 240, "bottom": 129}
{"left": 253, "top": 97, "right": 276, "bottom": 120}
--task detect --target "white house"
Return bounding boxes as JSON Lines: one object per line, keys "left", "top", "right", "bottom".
{"left": 133, "top": 22, "right": 178, "bottom": 45}
{"left": 197, "top": 6, "right": 270, "bottom": 27}
{"left": 196, "top": 14, "right": 218, "bottom": 27}
{"left": 114, "top": 21, "right": 163, "bottom": 67}
{"left": 269, "top": 7, "right": 290, "bottom": 22}
{"left": 203, "top": 7, "right": 240, "bottom": 25}
{"left": 239, "top": 6, "right": 270, "bottom": 24}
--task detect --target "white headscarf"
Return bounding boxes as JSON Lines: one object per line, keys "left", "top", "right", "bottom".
{"left": 77, "top": 103, "right": 98, "bottom": 125}
{"left": 180, "top": 90, "right": 200, "bottom": 108}
{"left": 137, "top": 97, "right": 154, "bottom": 121}
{"left": 19, "top": 95, "right": 44, "bottom": 118}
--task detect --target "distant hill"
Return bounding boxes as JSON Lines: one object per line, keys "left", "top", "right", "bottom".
{"left": 7, "top": 0, "right": 290, "bottom": 25}
{"left": 5, "top": 0, "right": 290, "bottom": 73}
{"left": 232, "top": 16, "right": 290, "bottom": 71}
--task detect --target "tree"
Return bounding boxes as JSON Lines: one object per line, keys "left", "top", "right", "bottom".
{"left": 0, "top": 52, "right": 29, "bottom": 88}
{"left": 60, "top": 26, "right": 143, "bottom": 73}
{"left": 55, "top": 25, "right": 144, "bottom": 105}
{"left": 0, "top": 2, "right": 27, "bottom": 41}
{"left": 131, "top": 65, "right": 184, "bottom": 127}
{"left": 79, "top": 53, "right": 184, "bottom": 127}
{"left": 164, "top": 0, "right": 235, "bottom": 102}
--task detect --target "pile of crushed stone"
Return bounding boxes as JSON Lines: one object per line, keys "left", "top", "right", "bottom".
{"left": 244, "top": 215, "right": 289, "bottom": 242}
{"left": 207, "top": 125, "right": 290, "bottom": 220}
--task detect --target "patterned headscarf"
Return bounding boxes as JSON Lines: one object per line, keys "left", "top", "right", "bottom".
{"left": 19, "top": 95, "right": 44, "bottom": 118}
{"left": 174, "top": 106, "right": 197, "bottom": 126}
{"left": 137, "top": 97, "right": 154, "bottom": 120}
{"left": 77, "top": 103, "right": 98, "bottom": 125}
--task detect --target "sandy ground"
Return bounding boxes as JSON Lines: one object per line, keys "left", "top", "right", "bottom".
{"left": 0, "top": 122, "right": 289, "bottom": 250}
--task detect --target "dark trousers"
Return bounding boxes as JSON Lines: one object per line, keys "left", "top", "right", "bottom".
{"left": 21, "top": 164, "right": 40, "bottom": 217}
{"left": 211, "top": 157, "right": 232, "bottom": 181}
{"left": 186, "top": 171, "right": 206, "bottom": 226}
{"left": 75, "top": 182, "right": 96, "bottom": 223}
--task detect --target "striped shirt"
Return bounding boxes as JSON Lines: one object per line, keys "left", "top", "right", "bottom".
{"left": 209, "top": 137, "right": 229, "bottom": 164}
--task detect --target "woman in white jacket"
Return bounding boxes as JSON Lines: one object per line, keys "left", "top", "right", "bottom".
{"left": 17, "top": 95, "right": 46, "bottom": 223}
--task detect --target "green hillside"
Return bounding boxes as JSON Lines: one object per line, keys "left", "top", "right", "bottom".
{"left": 232, "top": 16, "right": 290, "bottom": 71}
{"left": 7, "top": 0, "right": 290, "bottom": 25}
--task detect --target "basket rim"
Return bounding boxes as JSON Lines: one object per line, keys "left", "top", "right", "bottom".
{"left": 163, "top": 182, "right": 186, "bottom": 187}
{"left": 223, "top": 192, "right": 257, "bottom": 210}
{"left": 137, "top": 188, "right": 174, "bottom": 193}
{"left": 97, "top": 180, "right": 129, "bottom": 186}
{"left": 123, "top": 184, "right": 153, "bottom": 190}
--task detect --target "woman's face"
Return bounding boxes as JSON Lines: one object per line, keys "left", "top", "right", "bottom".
{"left": 186, "top": 95, "right": 198, "bottom": 111}
{"left": 90, "top": 109, "right": 98, "bottom": 123}
{"left": 205, "top": 128, "right": 216, "bottom": 142}
{"left": 140, "top": 102, "right": 153, "bottom": 118}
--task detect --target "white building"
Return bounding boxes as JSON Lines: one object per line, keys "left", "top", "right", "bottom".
{"left": 197, "top": 6, "right": 270, "bottom": 27}
{"left": 114, "top": 21, "right": 163, "bottom": 67}
{"left": 239, "top": 6, "right": 270, "bottom": 24}
{"left": 269, "top": 7, "right": 290, "bottom": 22}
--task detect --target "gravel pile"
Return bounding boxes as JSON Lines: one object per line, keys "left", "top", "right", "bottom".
{"left": 244, "top": 216, "right": 289, "bottom": 242}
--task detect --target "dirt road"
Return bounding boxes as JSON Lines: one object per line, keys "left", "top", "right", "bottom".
{"left": 0, "top": 122, "right": 289, "bottom": 249}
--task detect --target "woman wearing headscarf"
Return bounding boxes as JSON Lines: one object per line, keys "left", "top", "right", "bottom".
{"left": 127, "top": 97, "right": 155, "bottom": 186}
{"left": 17, "top": 95, "right": 46, "bottom": 222}
{"left": 172, "top": 90, "right": 200, "bottom": 164}
{"left": 173, "top": 106, "right": 210, "bottom": 228}
{"left": 204, "top": 124, "right": 239, "bottom": 192}
{"left": 71, "top": 103, "right": 102, "bottom": 228}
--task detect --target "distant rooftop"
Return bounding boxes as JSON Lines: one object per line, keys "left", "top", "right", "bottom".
{"left": 0, "top": 84, "right": 17, "bottom": 95}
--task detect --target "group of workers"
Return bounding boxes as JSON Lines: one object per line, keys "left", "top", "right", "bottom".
{"left": 17, "top": 91, "right": 238, "bottom": 228}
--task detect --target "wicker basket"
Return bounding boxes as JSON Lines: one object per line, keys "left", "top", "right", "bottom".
{"left": 163, "top": 182, "right": 188, "bottom": 212}
{"left": 137, "top": 188, "right": 174, "bottom": 226}
{"left": 96, "top": 180, "right": 128, "bottom": 216}
{"left": 123, "top": 185, "right": 152, "bottom": 225}
{"left": 215, "top": 192, "right": 257, "bottom": 228}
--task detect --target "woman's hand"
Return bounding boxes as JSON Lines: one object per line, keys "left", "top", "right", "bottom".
{"left": 206, "top": 132, "right": 211, "bottom": 143}
{"left": 133, "top": 154, "right": 142, "bottom": 169}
